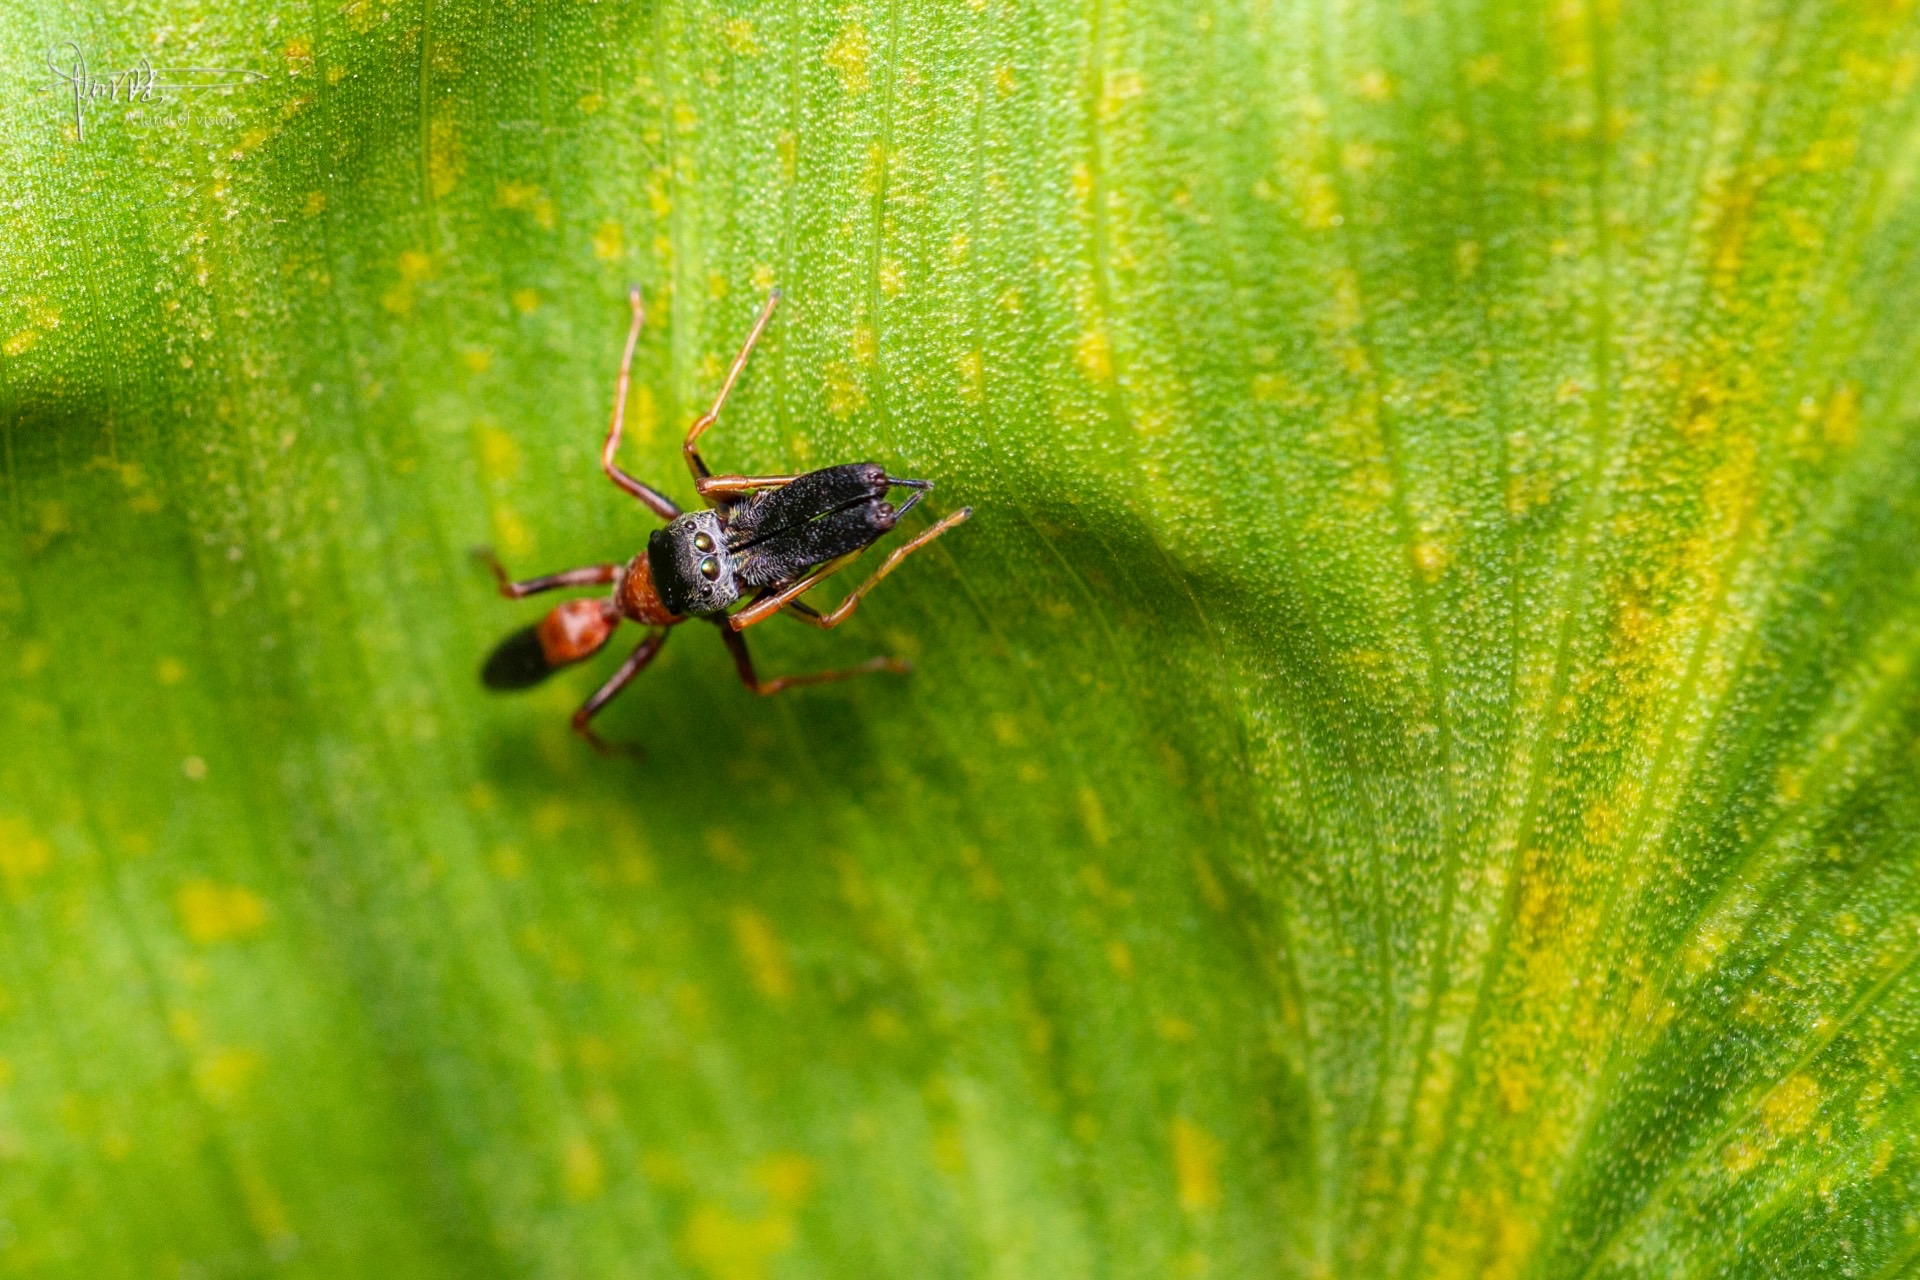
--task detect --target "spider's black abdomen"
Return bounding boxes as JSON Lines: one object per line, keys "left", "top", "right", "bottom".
{"left": 726, "top": 462, "right": 890, "bottom": 545}
{"left": 482, "top": 623, "right": 556, "bottom": 690}
{"left": 734, "top": 499, "right": 898, "bottom": 588}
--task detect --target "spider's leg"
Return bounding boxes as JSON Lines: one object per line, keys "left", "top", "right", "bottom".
{"left": 714, "top": 619, "right": 905, "bottom": 694}
{"left": 602, "top": 286, "right": 682, "bottom": 520}
{"left": 475, "top": 550, "right": 620, "bottom": 599}
{"left": 695, "top": 473, "right": 800, "bottom": 502}
{"left": 731, "top": 507, "right": 972, "bottom": 632}
{"left": 685, "top": 290, "right": 781, "bottom": 493}
{"left": 570, "top": 629, "right": 669, "bottom": 756}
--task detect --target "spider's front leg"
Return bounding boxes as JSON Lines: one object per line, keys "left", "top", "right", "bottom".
{"left": 728, "top": 506, "right": 973, "bottom": 631}
{"left": 714, "top": 620, "right": 906, "bottom": 695}
{"left": 601, "top": 286, "right": 682, "bottom": 521}
{"left": 684, "top": 291, "right": 782, "bottom": 498}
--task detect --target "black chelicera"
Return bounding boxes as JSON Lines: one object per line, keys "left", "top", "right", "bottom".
{"left": 477, "top": 288, "right": 971, "bottom": 753}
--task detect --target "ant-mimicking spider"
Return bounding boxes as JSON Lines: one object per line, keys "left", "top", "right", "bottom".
{"left": 477, "top": 287, "right": 971, "bottom": 754}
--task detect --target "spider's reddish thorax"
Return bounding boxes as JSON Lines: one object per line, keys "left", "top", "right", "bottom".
{"left": 617, "top": 553, "right": 682, "bottom": 627}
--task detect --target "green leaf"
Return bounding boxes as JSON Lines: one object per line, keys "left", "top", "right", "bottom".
{"left": 4, "top": 0, "right": 1920, "bottom": 1275}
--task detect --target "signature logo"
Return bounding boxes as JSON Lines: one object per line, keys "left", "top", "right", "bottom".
{"left": 43, "top": 42, "right": 266, "bottom": 139}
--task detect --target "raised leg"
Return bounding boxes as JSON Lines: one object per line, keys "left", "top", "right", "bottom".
{"left": 685, "top": 290, "right": 781, "bottom": 489}
{"left": 571, "top": 629, "right": 669, "bottom": 755}
{"left": 694, "top": 473, "right": 800, "bottom": 499}
{"left": 728, "top": 506, "right": 973, "bottom": 631}
{"left": 475, "top": 549, "right": 620, "bottom": 599}
{"left": 602, "top": 286, "right": 682, "bottom": 521}
{"left": 715, "top": 620, "right": 906, "bottom": 695}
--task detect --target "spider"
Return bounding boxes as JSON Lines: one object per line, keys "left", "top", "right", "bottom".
{"left": 477, "top": 287, "right": 971, "bottom": 754}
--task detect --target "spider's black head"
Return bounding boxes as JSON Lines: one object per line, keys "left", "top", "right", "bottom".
{"left": 647, "top": 508, "right": 741, "bottom": 617}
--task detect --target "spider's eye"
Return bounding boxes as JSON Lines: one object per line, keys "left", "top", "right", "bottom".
{"left": 693, "top": 531, "right": 714, "bottom": 553}
{"left": 699, "top": 557, "right": 720, "bottom": 581}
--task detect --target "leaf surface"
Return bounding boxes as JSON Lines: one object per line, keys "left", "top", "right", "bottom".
{"left": 3, "top": 0, "right": 1920, "bottom": 1276}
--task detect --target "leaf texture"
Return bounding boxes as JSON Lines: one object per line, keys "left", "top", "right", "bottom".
{"left": 3, "top": 0, "right": 1920, "bottom": 1276}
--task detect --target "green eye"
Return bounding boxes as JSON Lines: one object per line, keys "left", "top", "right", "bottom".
{"left": 693, "top": 532, "right": 714, "bottom": 553}
{"left": 699, "top": 557, "right": 720, "bottom": 581}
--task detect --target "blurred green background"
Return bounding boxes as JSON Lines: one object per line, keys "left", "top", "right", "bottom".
{"left": 5, "top": 0, "right": 1920, "bottom": 1275}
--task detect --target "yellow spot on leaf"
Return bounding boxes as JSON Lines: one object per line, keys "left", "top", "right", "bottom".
{"left": 1301, "top": 173, "right": 1339, "bottom": 229}
{"left": 194, "top": 1046, "right": 263, "bottom": 1103}
{"left": 824, "top": 24, "right": 871, "bottom": 93}
{"left": 705, "top": 828, "right": 748, "bottom": 870}
{"left": 156, "top": 657, "right": 186, "bottom": 685}
{"left": 931, "top": 1121, "right": 966, "bottom": 1171}
{"left": 1353, "top": 69, "right": 1393, "bottom": 100}
{"left": 176, "top": 881, "right": 268, "bottom": 944}
{"left": 724, "top": 18, "right": 760, "bottom": 55}
{"left": 630, "top": 383, "right": 659, "bottom": 444}
{"left": 754, "top": 1153, "right": 817, "bottom": 1206}
{"left": 0, "top": 818, "right": 52, "bottom": 888}
{"left": 1078, "top": 788, "right": 1109, "bottom": 846}
{"left": 237, "top": 1160, "right": 291, "bottom": 1243}
{"left": 4, "top": 330, "right": 38, "bottom": 357}
{"left": 564, "top": 1137, "right": 606, "bottom": 1200}
{"left": 1076, "top": 329, "right": 1113, "bottom": 382}
{"left": 1824, "top": 383, "right": 1859, "bottom": 449}
{"left": 956, "top": 350, "right": 986, "bottom": 404}
{"left": 1172, "top": 1118, "right": 1221, "bottom": 1211}
{"left": 1497, "top": 1061, "right": 1535, "bottom": 1113}
{"left": 1762, "top": 1073, "right": 1821, "bottom": 1136}
{"left": 824, "top": 361, "right": 867, "bottom": 418}
{"left": 495, "top": 181, "right": 555, "bottom": 229}
{"left": 1100, "top": 68, "right": 1144, "bottom": 120}
{"left": 463, "top": 348, "right": 493, "bottom": 374}
{"left": 1106, "top": 939, "right": 1134, "bottom": 978}
{"left": 731, "top": 908, "right": 793, "bottom": 1000}
{"left": 428, "top": 113, "right": 464, "bottom": 197}
{"left": 512, "top": 288, "right": 541, "bottom": 314}
{"left": 681, "top": 1203, "right": 793, "bottom": 1280}
{"left": 477, "top": 426, "right": 521, "bottom": 480}
{"left": 587, "top": 220, "right": 625, "bottom": 262}
{"left": 494, "top": 508, "right": 532, "bottom": 557}
{"left": 302, "top": 190, "right": 326, "bottom": 216}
